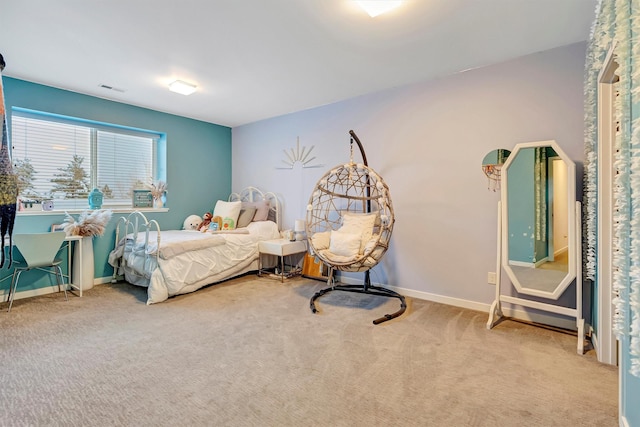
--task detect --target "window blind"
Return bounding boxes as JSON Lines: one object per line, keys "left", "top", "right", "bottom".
{"left": 11, "top": 108, "right": 160, "bottom": 210}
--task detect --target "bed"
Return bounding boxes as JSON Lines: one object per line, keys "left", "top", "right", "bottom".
{"left": 108, "top": 187, "right": 281, "bottom": 304}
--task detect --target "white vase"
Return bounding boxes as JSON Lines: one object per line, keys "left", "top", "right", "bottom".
{"left": 154, "top": 197, "right": 164, "bottom": 209}
{"left": 72, "top": 236, "right": 95, "bottom": 291}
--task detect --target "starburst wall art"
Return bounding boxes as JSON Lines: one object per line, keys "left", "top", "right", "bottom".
{"left": 277, "top": 137, "right": 323, "bottom": 169}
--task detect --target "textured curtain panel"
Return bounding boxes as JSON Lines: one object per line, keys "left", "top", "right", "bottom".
{"left": 584, "top": 0, "right": 640, "bottom": 376}
{"left": 628, "top": 0, "right": 640, "bottom": 377}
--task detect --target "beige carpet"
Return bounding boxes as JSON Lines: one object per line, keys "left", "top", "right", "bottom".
{"left": 0, "top": 275, "right": 618, "bottom": 426}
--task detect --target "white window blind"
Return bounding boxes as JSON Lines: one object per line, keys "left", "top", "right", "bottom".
{"left": 11, "top": 108, "right": 161, "bottom": 210}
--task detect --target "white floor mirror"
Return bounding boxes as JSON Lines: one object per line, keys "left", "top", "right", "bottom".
{"left": 486, "top": 139, "right": 585, "bottom": 354}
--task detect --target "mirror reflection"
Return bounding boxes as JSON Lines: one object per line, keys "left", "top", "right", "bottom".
{"left": 503, "top": 143, "right": 575, "bottom": 298}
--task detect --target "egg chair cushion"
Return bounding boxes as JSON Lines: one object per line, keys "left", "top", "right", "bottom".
{"left": 329, "top": 230, "right": 361, "bottom": 257}
{"left": 341, "top": 212, "right": 378, "bottom": 253}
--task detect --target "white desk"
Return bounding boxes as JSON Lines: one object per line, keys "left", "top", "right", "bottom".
{"left": 64, "top": 235, "right": 85, "bottom": 297}
{"left": 3, "top": 234, "right": 85, "bottom": 297}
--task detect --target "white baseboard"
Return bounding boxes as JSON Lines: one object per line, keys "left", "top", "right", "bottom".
{"left": 554, "top": 246, "right": 568, "bottom": 257}
{"left": 621, "top": 415, "right": 629, "bottom": 427}
{"left": 2, "top": 276, "right": 113, "bottom": 303}
{"left": 338, "top": 276, "right": 579, "bottom": 331}
{"left": 95, "top": 276, "right": 113, "bottom": 285}
{"left": 8, "top": 274, "right": 580, "bottom": 331}
{"left": 0, "top": 284, "right": 67, "bottom": 304}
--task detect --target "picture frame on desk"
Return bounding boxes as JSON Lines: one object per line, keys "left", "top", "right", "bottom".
{"left": 133, "top": 190, "right": 154, "bottom": 208}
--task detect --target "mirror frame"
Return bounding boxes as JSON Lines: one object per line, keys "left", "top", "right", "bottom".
{"left": 500, "top": 140, "right": 576, "bottom": 299}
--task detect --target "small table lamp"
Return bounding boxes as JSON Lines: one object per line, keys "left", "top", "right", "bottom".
{"left": 294, "top": 219, "right": 306, "bottom": 241}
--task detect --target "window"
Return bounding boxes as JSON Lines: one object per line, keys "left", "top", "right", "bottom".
{"left": 10, "top": 108, "right": 165, "bottom": 210}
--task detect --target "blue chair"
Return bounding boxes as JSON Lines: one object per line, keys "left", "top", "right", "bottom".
{"left": 7, "top": 232, "right": 68, "bottom": 312}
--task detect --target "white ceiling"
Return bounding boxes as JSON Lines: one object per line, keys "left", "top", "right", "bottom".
{"left": 1, "top": 0, "right": 596, "bottom": 128}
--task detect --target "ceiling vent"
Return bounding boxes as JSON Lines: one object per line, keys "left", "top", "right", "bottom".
{"left": 99, "top": 84, "right": 125, "bottom": 93}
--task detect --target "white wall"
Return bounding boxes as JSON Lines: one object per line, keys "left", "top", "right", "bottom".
{"left": 232, "top": 42, "right": 586, "bottom": 308}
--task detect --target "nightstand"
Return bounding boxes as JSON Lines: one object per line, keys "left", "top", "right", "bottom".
{"left": 258, "top": 239, "right": 308, "bottom": 282}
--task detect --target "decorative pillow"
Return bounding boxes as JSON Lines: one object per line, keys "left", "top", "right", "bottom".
{"left": 237, "top": 207, "right": 257, "bottom": 228}
{"left": 242, "top": 200, "right": 270, "bottom": 221}
{"left": 329, "top": 230, "right": 361, "bottom": 257}
{"left": 340, "top": 212, "right": 378, "bottom": 254}
{"left": 267, "top": 207, "right": 277, "bottom": 223}
{"left": 213, "top": 200, "right": 242, "bottom": 230}
{"left": 362, "top": 234, "right": 379, "bottom": 254}
{"left": 311, "top": 231, "right": 331, "bottom": 251}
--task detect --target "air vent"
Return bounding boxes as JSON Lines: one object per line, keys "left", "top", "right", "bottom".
{"left": 99, "top": 84, "right": 125, "bottom": 93}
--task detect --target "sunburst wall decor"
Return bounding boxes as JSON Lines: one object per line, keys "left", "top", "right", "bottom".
{"left": 277, "top": 137, "right": 323, "bottom": 169}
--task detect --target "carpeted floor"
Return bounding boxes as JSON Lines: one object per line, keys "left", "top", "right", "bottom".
{"left": 0, "top": 275, "right": 618, "bottom": 426}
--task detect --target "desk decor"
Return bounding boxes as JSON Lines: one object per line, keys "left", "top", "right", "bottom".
{"left": 88, "top": 188, "right": 103, "bottom": 209}
{"left": 133, "top": 190, "right": 153, "bottom": 208}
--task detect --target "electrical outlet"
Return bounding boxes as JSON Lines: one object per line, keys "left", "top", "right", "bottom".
{"left": 487, "top": 272, "right": 496, "bottom": 284}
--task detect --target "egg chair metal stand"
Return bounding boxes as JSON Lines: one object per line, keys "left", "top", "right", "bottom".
{"left": 307, "top": 130, "right": 406, "bottom": 325}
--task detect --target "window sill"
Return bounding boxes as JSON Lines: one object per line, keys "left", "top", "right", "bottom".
{"left": 17, "top": 207, "right": 169, "bottom": 216}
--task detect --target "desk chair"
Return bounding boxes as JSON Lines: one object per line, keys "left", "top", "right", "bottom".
{"left": 7, "top": 232, "right": 68, "bottom": 312}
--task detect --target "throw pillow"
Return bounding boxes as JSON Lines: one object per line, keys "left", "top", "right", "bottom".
{"left": 241, "top": 200, "right": 270, "bottom": 221}
{"left": 329, "top": 230, "right": 361, "bottom": 257}
{"left": 213, "top": 200, "right": 242, "bottom": 230}
{"left": 340, "top": 212, "right": 378, "bottom": 254}
{"left": 237, "top": 206, "right": 257, "bottom": 228}
{"left": 311, "top": 231, "right": 331, "bottom": 251}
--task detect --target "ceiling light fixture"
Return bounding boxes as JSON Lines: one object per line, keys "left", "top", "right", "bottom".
{"left": 355, "top": 1, "right": 403, "bottom": 17}
{"left": 168, "top": 80, "right": 197, "bottom": 96}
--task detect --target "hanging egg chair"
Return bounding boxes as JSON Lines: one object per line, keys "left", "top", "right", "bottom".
{"left": 306, "top": 130, "right": 406, "bottom": 324}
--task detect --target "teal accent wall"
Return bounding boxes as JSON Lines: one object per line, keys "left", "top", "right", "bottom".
{"left": 1, "top": 77, "right": 232, "bottom": 287}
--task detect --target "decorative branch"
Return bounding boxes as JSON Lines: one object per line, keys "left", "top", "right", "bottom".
{"left": 149, "top": 180, "right": 167, "bottom": 200}
{"left": 62, "top": 209, "right": 112, "bottom": 237}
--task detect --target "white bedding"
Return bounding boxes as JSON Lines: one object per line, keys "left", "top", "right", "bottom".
{"left": 109, "top": 221, "right": 280, "bottom": 304}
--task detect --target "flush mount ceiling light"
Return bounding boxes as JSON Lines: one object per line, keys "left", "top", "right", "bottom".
{"left": 168, "top": 80, "right": 197, "bottom": 95}
{"left": 355, "top": 1, "right": 403, "bottom": 17}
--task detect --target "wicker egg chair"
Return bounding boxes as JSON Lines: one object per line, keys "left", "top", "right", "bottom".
{"left": 306, "top": 130, "right": 406, "bottom": 324}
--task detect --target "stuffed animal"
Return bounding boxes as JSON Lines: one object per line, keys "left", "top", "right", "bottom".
{"left": 211, "top": 215, "right": 223, "bottom": 231}
{"left": 183, "top": 214, "right": 202, "bottom": 231}
{"left": 199, "top": 212, "right": 213, "bottom": 232}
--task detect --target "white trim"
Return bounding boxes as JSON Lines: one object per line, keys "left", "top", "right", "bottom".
{"left": 1, "top": 276, "right": 112, "bottom": 304}
{"left": 1, "top": 283, "right": 70, "bottom": 304}
{"left": 620, "top": 415, "right": 629, "bottom": 427}
{"left": 596, "top": 41, "right": 619, "bottom": 366}
{"left": 554, "top": 246, "right": 568, "bottom": 258}
{"left": 95, "top": 276, "right": 113, "bottom": 285}
{"left": 534, "top": 257, "right": 549, "bottom": 268}
{"left": 508, "top": 260, "right": 534, "bottom": 268}
{"left": 339, "top": 276, "right": 580, "bottom": 331}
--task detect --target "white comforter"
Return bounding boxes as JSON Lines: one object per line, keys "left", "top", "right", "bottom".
{"left": 109, "top": 221, "right": 280, "bottom": 304}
